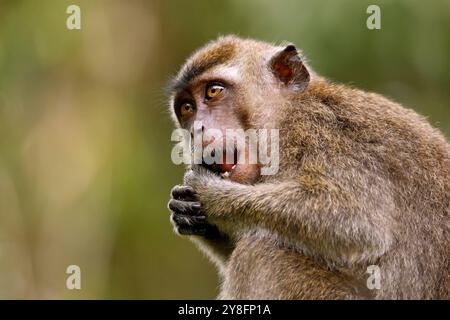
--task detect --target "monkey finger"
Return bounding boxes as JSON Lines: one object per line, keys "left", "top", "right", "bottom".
{"left": 171, "top": 185, "right": 197, "bottom": 201}
{"left": 173, "top": 221, "right": 221, "bottom": 238}
{"left": 168, "top": 199, "right": 202, "bottom": 215}
{"left": 170, "top": 212, "right": 209, "bottom": 237}
{"left": 169, "top": 210, "right": 222, "bottom": 239}
{"left": 170, "top": 212, "right": 206, "bottom": 227}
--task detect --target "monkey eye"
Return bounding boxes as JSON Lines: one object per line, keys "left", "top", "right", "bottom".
{"left": 205, "top": 83, "right": 224, "bottom": 100}
{"left": 180, "top": 102, "right": 195, "bottom": 119}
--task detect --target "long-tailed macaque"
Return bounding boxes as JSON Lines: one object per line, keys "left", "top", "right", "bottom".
{"left": 167, "top": 36, "right": 450, "bottom": 299}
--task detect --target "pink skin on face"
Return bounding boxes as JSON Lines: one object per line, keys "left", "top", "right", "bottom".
{"left": 219, "top": 144, "right": 261, "bottom": 184}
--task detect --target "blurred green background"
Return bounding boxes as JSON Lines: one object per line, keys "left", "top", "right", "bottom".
{"left": 0, "top": 0, "right": 448, "bottom": 299}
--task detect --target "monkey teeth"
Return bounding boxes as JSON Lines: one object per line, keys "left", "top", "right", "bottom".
{"left": 220, "top": 165, "right": 237, "bottom": 179}
{"left": 221, "top": 172, "right": 230, "bottom": 178}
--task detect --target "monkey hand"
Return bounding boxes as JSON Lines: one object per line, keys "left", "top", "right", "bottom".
{"left": 183, "top": 166, "right": 235, "bottom": 221}
{"left": 168, "top": 184, "right": 221, "bottom": 239}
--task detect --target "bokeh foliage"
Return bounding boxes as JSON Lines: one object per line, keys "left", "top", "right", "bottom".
{"left": 0, "top": 0, "right": 448, "bottom": 298}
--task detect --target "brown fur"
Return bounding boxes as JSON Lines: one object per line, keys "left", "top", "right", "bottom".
{"left": 169, "top": 36, "right": 450, "bottom": 299}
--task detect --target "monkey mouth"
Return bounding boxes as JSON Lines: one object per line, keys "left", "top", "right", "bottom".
{"left": 201, "top": 148, "right": 239, "bottom": 179}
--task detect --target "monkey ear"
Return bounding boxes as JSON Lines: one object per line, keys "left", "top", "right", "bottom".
{"left": 270, "top": 44, "right": 310, "bottom": 92}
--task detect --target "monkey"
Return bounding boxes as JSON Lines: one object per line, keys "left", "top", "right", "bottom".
{"left": 167, "top": 35, "right": 450, "bottom": 299}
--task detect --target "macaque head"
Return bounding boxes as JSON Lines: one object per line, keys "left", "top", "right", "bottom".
{"left": 168, "top": 36, "right": 310, "bottom": 184}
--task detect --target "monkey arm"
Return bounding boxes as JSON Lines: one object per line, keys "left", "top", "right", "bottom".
{"left": 184, "top": 167, "right": 397, "bottom": 266}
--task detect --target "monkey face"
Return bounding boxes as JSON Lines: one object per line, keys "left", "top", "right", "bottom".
{"left": 172, "top": 74, "right": 261, "bottom": 184}
{"left": 168, "top": 36, "right": 310, "bottom": 184}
